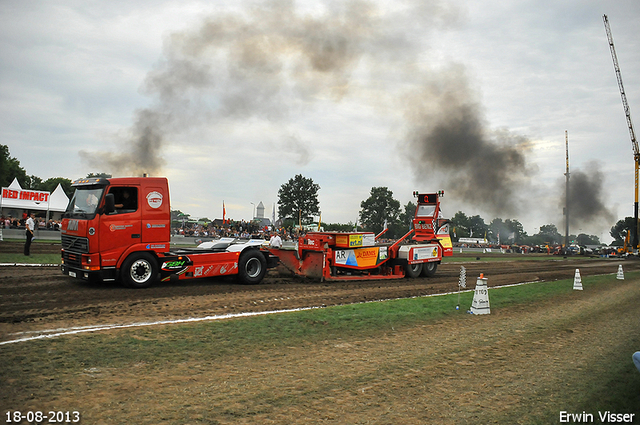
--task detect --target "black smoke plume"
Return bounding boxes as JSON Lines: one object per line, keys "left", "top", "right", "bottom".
{"left": 565, "top": 163, "right": 615, "bottom": 229}
{"left": 402, "top": 66, "right": 534, "bottom": 216}
{"left": 80, "top": 0, "right": 460, "bottom": 176}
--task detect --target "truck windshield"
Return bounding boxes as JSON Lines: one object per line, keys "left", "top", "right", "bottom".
{"left": 416, "top": 205, "right": 436, "bottom": 217}
{"left": 65, "top": 187, "right": 104, "bottom": 217}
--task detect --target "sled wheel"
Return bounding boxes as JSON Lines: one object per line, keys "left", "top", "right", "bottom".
{"left": 421, "top": 262, "right": 438, "bottom": 277}
{"left": 404, "top": 262, "right": 423, "bottom": 278}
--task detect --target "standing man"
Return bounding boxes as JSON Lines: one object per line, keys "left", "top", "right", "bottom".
{"left": 24, "top": 212, "right": 35, "bottom": 256}
{"left": 269, "top": 232, "right": 283, "bottom": 248}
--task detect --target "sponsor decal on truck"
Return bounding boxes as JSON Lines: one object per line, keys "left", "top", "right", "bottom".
{"left": 146, "top": 191, "right": 163, "bottom": 208}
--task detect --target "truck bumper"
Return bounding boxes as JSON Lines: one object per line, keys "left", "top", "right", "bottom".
{"left": 61, "top": 264, "right": 117, "bottom": 282}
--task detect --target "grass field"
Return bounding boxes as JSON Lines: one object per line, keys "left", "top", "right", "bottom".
{"left": 2, "top": 272, "right": 639, "bottom": 424}
{"left": 0, "top": 252, "right": 61, "bottom": 264}
{"left": 0, "top": 239, "right": 61, "bottom": 264}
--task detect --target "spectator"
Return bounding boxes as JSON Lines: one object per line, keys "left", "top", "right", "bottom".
{"left": 24, "top": 212, "right": 35, "bottom": 256}
{"left": 269, "top": 232, "right": 283, "bottom": 248}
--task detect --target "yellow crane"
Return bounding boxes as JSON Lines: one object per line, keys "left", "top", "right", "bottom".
{"left": 604, "top": 14, "right": 639, "bottom": 251}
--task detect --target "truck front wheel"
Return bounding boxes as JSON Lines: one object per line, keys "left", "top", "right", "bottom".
{"left": 121, "top": 253, "right": 158, "bottom": 288}
{"left": 238, "top": 249, "right": 266, "bottom": 284}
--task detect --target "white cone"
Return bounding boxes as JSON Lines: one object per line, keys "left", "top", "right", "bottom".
{"left": 470, "top": 275, "right": 490, "bottom": 314}
{"left": 617, "top": 265, "right": 624, "bottom": 280}
{"left": 573, "top": 268, "right": 583, "bottom": 290}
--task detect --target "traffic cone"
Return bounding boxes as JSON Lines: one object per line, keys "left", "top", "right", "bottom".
{"left": 470, "top": 273, "right": 490, "bottom": 314}
{"left": 573, "top": 269, "right": 583, "bottom": 290}
{"left": 617, "top": 265, "right": 624, "bottom": 280}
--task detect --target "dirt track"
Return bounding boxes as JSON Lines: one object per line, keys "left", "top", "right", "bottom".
{"left": 1, "top": 241, "right": 638, "bottom": 343}
{"left": 2, "top": 242, "right": 640, "bottom": 423}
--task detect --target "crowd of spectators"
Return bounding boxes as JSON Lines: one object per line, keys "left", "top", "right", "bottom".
{"left": 453, "top": 241, "right": 621, "bottom": 257}
{"left": 172, "top": 220, "right": 303, "bottom": 242}
{"left": 1, "top": 213, "right": 61, "bottom": 231}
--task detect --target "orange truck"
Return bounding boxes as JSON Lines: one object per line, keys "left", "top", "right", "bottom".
{"left": 269, "top": 191, "right": 452, "bottom": 281}
{"left": 60, "top": 176, "right": 277, "bottom": 288}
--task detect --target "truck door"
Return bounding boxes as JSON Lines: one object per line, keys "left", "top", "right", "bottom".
{"left": 140, "top": 185, "right": 170, "bottom": 245}
{"left": 99, "top": 186, "right": 142, "bottom": 268}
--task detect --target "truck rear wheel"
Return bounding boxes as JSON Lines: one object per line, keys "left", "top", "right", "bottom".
{"left": 121, "top": 253, "right": 158, "bottom": 288}
{"left": 421, "top": 262, "right": 438, "bottom": 277}
{"left": 238, "top": 249, "right": 267, "bottom": 284}
{"left": 405, "top": 262, "right": 423, "bottom": 278}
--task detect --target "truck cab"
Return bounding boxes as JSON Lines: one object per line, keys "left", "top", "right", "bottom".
{"left": 61, "top": 177, "right": 171, "bottom": 284}
{"left": 412, "top": 191, "right": 453, "bottom": 256}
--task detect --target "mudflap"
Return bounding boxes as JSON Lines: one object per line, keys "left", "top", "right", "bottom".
{"left": 265, "top": 252, "right": 280, "bottom": 268}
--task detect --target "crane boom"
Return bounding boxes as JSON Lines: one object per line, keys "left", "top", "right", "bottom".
{"left": 565, "top": 130, "right": 570, "bottom": 249}
{"left": 604, "top": 14, "right": 639, "bottom": 250}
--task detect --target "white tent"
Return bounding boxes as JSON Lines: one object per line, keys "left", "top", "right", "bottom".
{"left": 49, "top": 183, "right": 70, "bottom": 212}
{"left": 8, "top": 177, "right": 20, "bottom": 190}
{"left": 1, "top": 178, "right": 70, "bottom": 217}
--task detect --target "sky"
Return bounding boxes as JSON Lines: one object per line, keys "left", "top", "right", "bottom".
{"left": 1, "top": 0, "right": 639, "bottom": 242}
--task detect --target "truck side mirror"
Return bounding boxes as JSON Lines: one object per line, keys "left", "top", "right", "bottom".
{"left": 104, "top": 193, "right": 115, "bottom": 214}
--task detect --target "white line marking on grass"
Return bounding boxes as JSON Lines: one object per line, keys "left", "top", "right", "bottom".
{"left": 0, "top": 279, "right": 547, "bottom": 346}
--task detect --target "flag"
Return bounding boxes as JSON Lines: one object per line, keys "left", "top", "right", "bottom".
{"left": 222, "top": 201, "right": 226, "bottom": 224}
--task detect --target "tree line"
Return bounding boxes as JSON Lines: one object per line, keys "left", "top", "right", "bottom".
{"left": 0, "top": 145, "right": 631, "bottom": 246}
{"left": 277, "top": 174, "right": 629, "bottom": 246}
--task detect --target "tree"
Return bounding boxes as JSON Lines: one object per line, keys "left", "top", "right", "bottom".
{"left": 610, "top": 217, "right": 635, "bottom": 246}
{"left": 505, "top": 219, "right": 526, "bottom": 243}
{"left": 538, "top": 224, "right": 562, "bottom": 245}
{"left": 359, "top": 187, "right": 401, "bottom": 235}
{"left": 277, "top": 174, "right": 320, "bottom": 224}
{"left": 490, "top": 218, "right": 507, "bottom": 243}
{"left": 0, "top": 144, "right": 28, "bottom": 188}
{"left": 450, "top": 211, "right": 470, "bottom": 240}
{"left": 324, "top": 222, "right": 356, "bottom": 232}
{"left": 489, "top": 218, "right": 526, "bottom": 244}
{"left": 26, "top": 175, "right": 43, "bottom": 189}
{"left": 86, "top": 172, "right": 113, "bottom": 179}
{"left": 36, "top": 177, "right": 74, "bottom": 199}
{"left": 399, "top": 201, "right": 416, "bottom": 226}
{"left": 576, "top": 233, "right": 600, "bottom": 245}
{"left": 468, "top": 215, "right": 488, "bottom": 239}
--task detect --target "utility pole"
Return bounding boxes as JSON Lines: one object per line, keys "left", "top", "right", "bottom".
{"left": 565, "top": 130, "right": 570, "bottom": 249}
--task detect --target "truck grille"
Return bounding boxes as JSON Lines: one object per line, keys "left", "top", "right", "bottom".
{"left": 61, "top": 234, "right": 89, "bottom": 253}
{"left": 63, "top": 251, "right": 82, "bottom": 269}
{"left": 61, "top": 235, "right": 89, "bottom": 269}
